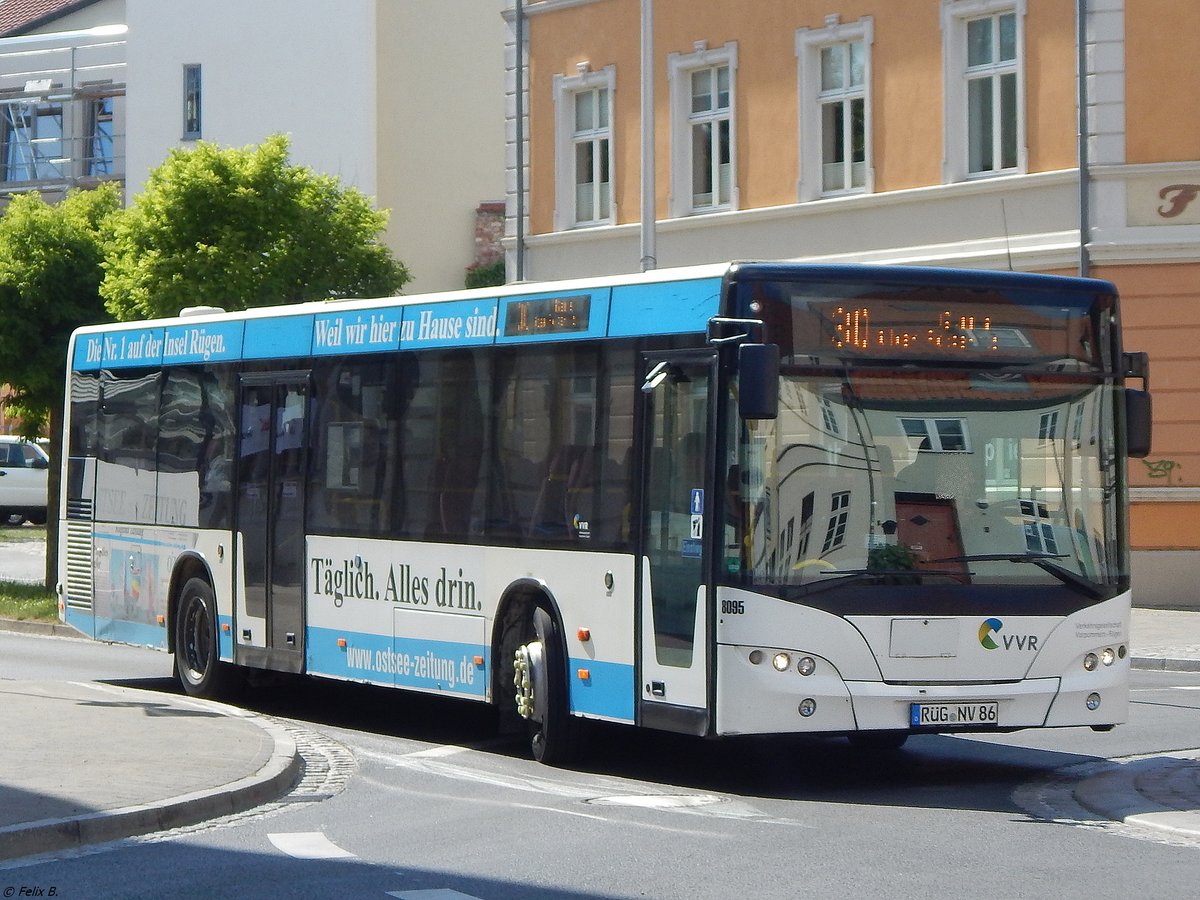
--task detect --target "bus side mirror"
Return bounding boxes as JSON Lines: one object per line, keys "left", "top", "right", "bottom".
{"left": 738, "top": 343, "right": 779, "bottom": 420}
{"left": 1125, "top": 388, "right": 1152, "bottom": 459}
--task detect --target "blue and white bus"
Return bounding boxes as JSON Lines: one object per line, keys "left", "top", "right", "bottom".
{"left": 58, "top": 262, "right": 1152, "bottom": 761}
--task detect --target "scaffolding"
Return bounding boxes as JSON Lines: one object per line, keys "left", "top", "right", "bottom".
{"left": 0, "top": 24, "right": 125, "bottom": 195}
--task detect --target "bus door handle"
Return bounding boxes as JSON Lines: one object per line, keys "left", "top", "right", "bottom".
{"left": 651, "top": 681, "right": 666, "bottom": 697}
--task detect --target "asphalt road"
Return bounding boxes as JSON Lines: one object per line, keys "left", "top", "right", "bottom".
{"left": 1, "top": 632, "right": 1198, "bottom": 899}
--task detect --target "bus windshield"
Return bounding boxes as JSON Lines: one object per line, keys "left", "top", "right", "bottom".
{"left": 727, "top": 275, "right": 1124, "bottom": 603}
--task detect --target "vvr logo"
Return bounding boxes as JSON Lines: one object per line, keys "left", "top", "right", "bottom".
{"left": 978, "top": 617, "right": 1039, "bottom": 652}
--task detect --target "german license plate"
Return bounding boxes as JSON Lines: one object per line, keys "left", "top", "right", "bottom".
{"left": 910, "top": 701, "right": 999, "bottom": 727}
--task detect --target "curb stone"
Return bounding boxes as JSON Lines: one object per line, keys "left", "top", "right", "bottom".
{"left": 0, "top": 692, "right": 301, "bottom": 862}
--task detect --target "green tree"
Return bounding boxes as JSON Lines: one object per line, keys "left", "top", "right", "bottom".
{"left": 0, "top": 183, "right": 121, "bottom": 587}
{"left": 102, "top": 134, "right": 409, "bottom": 320}
{"left": 0, "top": 183, "right": 120, "bottom": 435}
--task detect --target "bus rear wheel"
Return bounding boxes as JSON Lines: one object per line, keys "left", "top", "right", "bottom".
{"left": 174, "top": 577, "right": 238, "bottom": 698}
{"left": 513, "top": 606, "right": 579, "bottom": 765}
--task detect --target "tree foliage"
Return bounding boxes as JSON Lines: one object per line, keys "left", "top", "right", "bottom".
{"left": 101, "top": 134, "right": 409, "bottom": 320}
{"left": 0, "top": 184, "right": 120, "bottom": 434}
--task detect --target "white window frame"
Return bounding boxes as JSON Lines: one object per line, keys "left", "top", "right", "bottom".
{"left": 182, "top": 63, "right": 202, "bottom": 140}
{"left": 822, "top": 490, "right": 851, "bottom": 553}
{"left": 941, "top": 0, "right": 1026, "bottom": 182}
{"left": 553, "top": 64, "right": 616, "bottom": 230}
{"left": 899, "top": 417, "right": 972, "bottom": 453}
{"left": 796, "top": 16, "right": 874, "bottom": 201}
{"left": 668, "top": 41, "right": 738, "bottom": 218}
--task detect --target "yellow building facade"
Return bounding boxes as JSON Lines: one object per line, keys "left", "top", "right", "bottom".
{"left": 505, "top": 0, "right": 1199, "bottom": 606}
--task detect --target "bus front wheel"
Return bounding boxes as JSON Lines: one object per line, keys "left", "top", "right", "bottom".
{"left": 174, "top": 577, "right": 237, "bottom": 698}
{"left": 513, "top": 606, "right": 579, "bottom": 765}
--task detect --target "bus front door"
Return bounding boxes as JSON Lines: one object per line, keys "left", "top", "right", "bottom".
{"left": 637, "top": 353, "right": 715, "bottom": 735}
{"left": 236, "top": 375, "right": 310, "bottom": 673}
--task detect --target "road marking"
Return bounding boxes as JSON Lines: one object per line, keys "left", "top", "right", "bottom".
{"left": 386, "top": 890, "right": 483, "bottom": 899}
{"left": 268, "top": 831, "right": 356, "bottom": 859}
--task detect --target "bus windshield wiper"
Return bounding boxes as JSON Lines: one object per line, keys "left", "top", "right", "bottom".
{"left": 930, "top": 553, "right": 1105, "bottom": 600}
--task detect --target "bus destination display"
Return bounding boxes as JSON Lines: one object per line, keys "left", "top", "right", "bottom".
{"left": 504, "top": 295, "right": 591, "bottom": 337}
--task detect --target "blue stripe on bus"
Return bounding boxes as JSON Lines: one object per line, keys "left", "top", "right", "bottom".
{"left": 307, "top": 625, "right": 488, "bottom": 697}
{"left": 163, "top": 321, "right": 245, "bottom": 365}
{"left": 243, "top": 314, "right": 314, "bottom": 359}
{"left": 69, "top": 274, "right": 725, "bottom": 371}
{"left": 608, "top": 277, "right": 722, "bottom": 337}
{"left": 570, "top": 656, "right": 635, "bottom": 722}
{"left": 399, "top": 297, "right": 500, "bottom": 350}
{"left": 92, "top": 532, "right": 191, "bottom": 550}
{"left": 75, "top": 327, "right": 168, "bottom": 370}
{"left": 313, "top": 307, "right": 405, "bottom": 356}
{"left": 63, "top": 606, "right": 94, "bottom": 638}
{"left": 94, "top": 616, "right": 168, "bottom": 650}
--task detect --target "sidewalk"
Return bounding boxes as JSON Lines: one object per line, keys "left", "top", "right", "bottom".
{"left": 0, "top": 678, "right": 299, "bottom": 862}
{"left": 1129, "top": 607, "right": 1200, "bottom": 673}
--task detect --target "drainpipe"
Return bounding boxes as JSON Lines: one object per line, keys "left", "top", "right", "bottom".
{"left": 640, "top": 0, "right": 656, "bottom": 271}
{"left": 1077, "top": 0, "right": 1090, "bottom": 278}
{"left": 515, "top": 0, "right": 527, "bottom": 281}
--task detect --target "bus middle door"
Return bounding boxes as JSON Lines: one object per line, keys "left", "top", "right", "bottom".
{"left": 236, "top": 373, "right": 310, "bottom": 673}
{"left": 637, "top": 352, "right": 715, "bottom": 736}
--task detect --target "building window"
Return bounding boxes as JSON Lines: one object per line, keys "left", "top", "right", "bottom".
{"left": 689, "top": 64, "right": 731, "bottom": 209}
{"left": 87, "top": 96, "right": 114, "bottom": 176}
{"left": 966, "top": 11, "right": 1017, "bottom": 173}
{"left": 573, "top": 89, "right": 610, "bottom": 224}
{"left": 796, "top": 17, "right": 873, "bottom": 200}
{"left": 900, "top": 417, "right": 971, "bottom": 453}
{"left": 941, "top": 0, "right": 1025, "bottom": 181}
{"left": 1020, "top": 499, "right": 1058, "bottom": 554}
{"left": 183, "top": 64, "right": 202, "bottom": 139}
{"left": 1038, "top": 411, "right": 1058, "bottom": 444}
{"left": 553, "top": 66, "right": 615, "bottom": 229}
{"left": 2, "top": 101, "right": 64, "bottom": 182}
{"left": 822, "top": 491, "right": 850, "bottom": 553}
{"left": 669, "top": 42, "right": 737, "bottom": 217}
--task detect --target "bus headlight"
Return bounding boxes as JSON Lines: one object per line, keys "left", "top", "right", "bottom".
{"left": 798, "top": 698, "right": 817, "bottom": 717}
{"left": 1101, "top": 648, "right": 1116, "bottom": 667}
{"left": 797, "top": 656, "right": 816, "bottom": 676}
{"left": 772, "top": 652, "right": 791, "bottom": 672}
{"left": 1086, "top": 692, "right": 1102, "bottom": 711}
{"left": 1083, "top": 652, "right": 1099, "bottom": 672}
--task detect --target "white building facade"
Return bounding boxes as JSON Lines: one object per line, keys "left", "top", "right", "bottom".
{"left": 0, "top": 0, "right": 508, "bottom": 293}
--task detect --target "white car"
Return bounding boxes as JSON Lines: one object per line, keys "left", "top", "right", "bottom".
{"left": 0, "top": 436, "right": 49, "bottom": 526}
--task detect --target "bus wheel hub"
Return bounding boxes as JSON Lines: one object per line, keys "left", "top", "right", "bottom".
{"left": 514, "top": 640, "right": 546, "bottom": 722}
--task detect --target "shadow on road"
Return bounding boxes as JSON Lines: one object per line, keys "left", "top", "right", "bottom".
{"left": 105, "top": 672, "right": 1103, "bottom": 818}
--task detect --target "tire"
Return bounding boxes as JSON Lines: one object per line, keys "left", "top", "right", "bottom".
{"left": 514, "top": 606, "right": 580, "bottom": 765}
{"left": 174, "top": 577, "right": 239, "bottom": 698}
